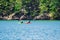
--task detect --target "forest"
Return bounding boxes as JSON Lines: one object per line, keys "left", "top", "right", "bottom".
{"left": 0, "top": 0, "right": 60, "bottom": 20}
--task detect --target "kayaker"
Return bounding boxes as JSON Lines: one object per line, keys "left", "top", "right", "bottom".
{"left": 21, "top": 21, "right": 23, "bottom": 24}
{"left": 25, "top": 20, "right": 30, "bottom": 24}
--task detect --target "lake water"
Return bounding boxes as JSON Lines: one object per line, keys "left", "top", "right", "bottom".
{"left": 0, "top": 20, "right": 60, "bottom": 40}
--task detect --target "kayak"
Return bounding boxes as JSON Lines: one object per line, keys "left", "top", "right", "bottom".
{"left": 25, "top": 22, "right": 31, "bottom": 24}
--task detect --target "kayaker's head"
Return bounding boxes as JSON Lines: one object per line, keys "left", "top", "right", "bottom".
{"left": 28, "top": 20, "right": 30, "bottom": 23}
{"left": 21, "top": 21, "right": 23, "bottom": 23}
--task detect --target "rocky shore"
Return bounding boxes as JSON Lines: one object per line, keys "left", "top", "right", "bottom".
{"left": 0, "top": 12, "right": 60, "bottom": 20}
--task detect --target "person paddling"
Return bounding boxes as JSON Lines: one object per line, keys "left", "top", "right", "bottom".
{"left": 28, "top": 20, "right": 30, "bottom": 23}
{"left": 21, "top": 21, "right": 23, "bottom": 24}
{"left": 25, "top": 20, "right": 31, "bottom": 24}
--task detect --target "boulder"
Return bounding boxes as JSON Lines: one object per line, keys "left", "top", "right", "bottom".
{"left": 12, "top": 16, "right": 19, "bottom": 20}
{"left": 34, "top": 13, "right": 50, "bottom": 20}
{"left": 20, "top": 15, "right": 27, "bottom": 20}
{"left": 34, "top": 15, "right": 41, "bottom": 20}
{"left": 3, "top": 16, "right": 9, "bottom": 20}
{"left": 0, "top": 16, "right": 3, "bottom": 20}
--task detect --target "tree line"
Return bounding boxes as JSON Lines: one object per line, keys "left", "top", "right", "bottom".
{"left": 0, "top": 0, "right": 60, "bottom": 20}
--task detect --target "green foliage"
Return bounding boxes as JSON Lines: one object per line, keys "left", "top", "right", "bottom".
{"left": 0, "top": 0, "right": 60, "bottom": 19}
{"left": 0, "top": 0, "right": 15, "bottom": 14}
{"left": 22, "top": 0, "right": 40, "bottom": 16}
{"left": 15, "top": 0, "right": 22, "bottom": 11}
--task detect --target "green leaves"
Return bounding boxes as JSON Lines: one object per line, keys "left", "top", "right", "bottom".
{"left": 0, "top": 0, "right": 60, "bottom": 19}
{"left": 15, "top": 0, "right": 22, "bottom": 11}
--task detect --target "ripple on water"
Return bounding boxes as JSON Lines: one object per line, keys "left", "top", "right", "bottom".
{"left": 0, "top": 20, "right": 60, "bottom": 40}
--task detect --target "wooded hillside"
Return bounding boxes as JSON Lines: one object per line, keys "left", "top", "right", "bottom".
{"left": 0, "top": 0, "right": 60, "bottom": 20}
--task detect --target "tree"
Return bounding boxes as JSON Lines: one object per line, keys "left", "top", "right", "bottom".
{"left": 22, "top": 0, "right": 40, "bottom": 17}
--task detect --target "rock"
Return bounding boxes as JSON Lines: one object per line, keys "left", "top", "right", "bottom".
{"left": 34, "top": 13, "right": 50, "bottom": 20}
{"left": 0, "top": 16, "right": 3, "bottom": 20}
{"left": 12, "top": 16, "right": 19, "bottom": 20}
{"left": 34, "top": 15, "right": 41, "bottom": 20}
{"left": 20, "top": 15, "right": 26, "bottom": 20}
{"left": 3, "top": 16, "right": 8, "bottom": 20}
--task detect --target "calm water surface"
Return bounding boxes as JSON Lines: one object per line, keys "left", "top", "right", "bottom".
{"left": 0, "top": 20, "right": 60, "bottom": 40}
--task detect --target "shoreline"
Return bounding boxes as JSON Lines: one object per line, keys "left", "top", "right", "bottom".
{"left": 0, "top": 19, "right": 60, "bottom": 21}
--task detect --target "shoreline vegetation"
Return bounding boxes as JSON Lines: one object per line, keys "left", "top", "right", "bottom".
{"left": 0, "top": 0, "right": 60, "bottom": 20}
